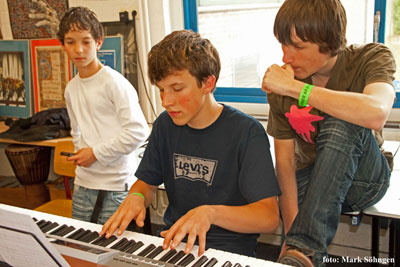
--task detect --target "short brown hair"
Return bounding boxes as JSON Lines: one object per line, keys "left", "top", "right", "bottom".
{"left": 57, "top": 6, "right": 104, "bottom": 45}
{"left": 274, "top": 0, "right": 347, "bottom": 56}
{"left": 148, "top": 30, "right": 221, "bottom": 91}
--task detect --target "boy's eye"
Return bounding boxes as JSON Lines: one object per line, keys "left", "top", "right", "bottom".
{"left": 173, "top": 86, "right": 183, "bottom": 91}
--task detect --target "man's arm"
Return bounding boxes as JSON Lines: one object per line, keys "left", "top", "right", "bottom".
{"left": 262, "top": 64, "right": 395, "bottom": 130}
{"left": 100, "top": 179, "right": 158, "bottom": 237}
{"left": 161, "top": 196, "right": 279, "bottom": 256}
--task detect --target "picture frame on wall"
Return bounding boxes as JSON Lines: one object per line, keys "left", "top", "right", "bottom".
{"left": 0, "top": 40, "right": 32, "bottom": 118}
{"left": 31, "top": 38, "right": 71, "bottom": 113}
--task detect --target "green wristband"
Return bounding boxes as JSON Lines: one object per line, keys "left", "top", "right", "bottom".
{"left": 130, "top": 192, "right": 145, "bottom": 201}
{"left": 299, "top": 84, "right": 314, "bottom": 107}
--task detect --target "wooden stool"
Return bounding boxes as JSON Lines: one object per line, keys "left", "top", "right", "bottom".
{"left": 5, "top": 144, "right": 51, "bottom": 209}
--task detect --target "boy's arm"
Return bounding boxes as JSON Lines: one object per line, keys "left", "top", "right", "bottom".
{"left": 93, "top": 81, "right": 149, "bottom": 166}
{"left": 161, "top": 196, "right": 279, "bottom": 256}
{"left": 274, "top": 138, "right": 298, "bottom": 235}
{"left": 262, "top": 64, "right": 395, "bottom": 130}
{"left": 100, "top": 179, "right": 158, "bottom": 237}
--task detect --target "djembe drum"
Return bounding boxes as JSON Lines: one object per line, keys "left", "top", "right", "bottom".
{"left": 5, "top": 144, "right": 51, "bottom": 209}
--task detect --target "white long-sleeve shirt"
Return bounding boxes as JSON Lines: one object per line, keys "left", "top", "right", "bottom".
{"left": 64, "top": 66, "right": 149, "bottom": 191}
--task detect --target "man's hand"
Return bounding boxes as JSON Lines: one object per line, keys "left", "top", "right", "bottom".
{"left": 160, "top": 205, "right": 215, "bottom": 256}
{"left": 67, "top": 147, "right": 96, "bottom": 167}
{"left": 262, "top": 64, "right": 296, "bottom": 96}
{"left": 100, "top": 194, "right": 147, "bottom": 238}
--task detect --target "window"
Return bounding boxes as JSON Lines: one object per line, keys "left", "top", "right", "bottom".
{"left": 184, "top": 0, "right": 399, "bottom": 107}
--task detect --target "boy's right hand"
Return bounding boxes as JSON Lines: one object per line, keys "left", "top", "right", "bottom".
{"left": 100, "top": 193, "right": 147, "bottom": 238}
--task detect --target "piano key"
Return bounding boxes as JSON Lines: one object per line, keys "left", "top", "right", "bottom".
{"left": 97, "top": 235, "right": 118, "bottom": 247}
{"left": 177, "top": 253, "right": 195, "bottom": 266}
{"left": 146, "top": 245, "right": 164, "bottom": 259}
{"left": 222, "top": 261, "right": 233, "bottom": 267}
{"left": 190, "top": 255, "right": 209, "bottom": 267}
{"left": 110, "top": 237, "right": 129, "bottom": 250}
{"left": 79, "top": 231, "right": 99, "bottom": 243}
{"left": 137, "top": 243, "right": 156, "bottom": 257}
{"left": 125, "top": 241, "right": 144, "bottom": 254}
{"left": 203, "top": 257, "right": 218, "bottom": 267}
{"left": 157, "top": 249, "right": 177, "bottom": 262}
{"left": 41, "top": 222, "right": 60, "bottom": 233}
{"left": 167, "top": 250, "right": 186, "bottom": 264}
{"left": 36, "top": 219, "right": 48, "bottom": 228}
{"left": 119, "top": 240, "right": 137, "bottom": 252}
{"left": 72, "top": 229, "right": 92, "bottom": 241}
{"left": 66, "top": 228, "right": 85, "bottom": 240}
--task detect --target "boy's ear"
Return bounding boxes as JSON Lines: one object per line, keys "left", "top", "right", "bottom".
{"left": 96, "top": 38, "right": 104, "bottom": 51}
{"left": 202, "top": 75, "right": 216, "bottom": 93}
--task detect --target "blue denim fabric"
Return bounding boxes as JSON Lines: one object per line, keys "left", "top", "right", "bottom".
{"left": 286, "top": 116, "right": 391, "bottom": 266}
{"left": 72, "top": 185, "right": 128, "bottom": 225}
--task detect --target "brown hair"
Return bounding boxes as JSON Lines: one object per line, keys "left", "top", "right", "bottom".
{"left": 148, "top": 30, "right": 221, "bottom": 91}
{"left": 57, "top": 6, "right": 104, "bottom": 45}
{"left": 274, "top": 0, "right": 347, "bottom": 56}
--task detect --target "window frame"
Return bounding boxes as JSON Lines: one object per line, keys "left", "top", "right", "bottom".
{"left": 183, "top": 0, "right": 400, "bottom": 105}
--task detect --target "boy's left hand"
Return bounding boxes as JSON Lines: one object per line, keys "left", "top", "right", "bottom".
{"left": 160, "top": 205, "right": 215, "bottom": 256}
{"left": 67, "top": 147, "right": 97, "bottom": 167}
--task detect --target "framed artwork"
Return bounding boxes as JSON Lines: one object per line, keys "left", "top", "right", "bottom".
{"left": 0, "top": 40, "right": 31, "bottom": 118}
{"left": 31, "top": 38, "right": 71, "bottom": 113}
{"left": 7, "top": 0, "right": 68, "bottom": 39}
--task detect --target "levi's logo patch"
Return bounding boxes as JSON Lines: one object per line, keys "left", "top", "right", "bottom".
{"left": 173, "top": 153, "right": 218, "bottom": 185}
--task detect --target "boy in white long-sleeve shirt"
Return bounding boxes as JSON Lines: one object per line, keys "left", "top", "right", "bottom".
{"left": 57, "top": 7, "right": 149, "bottom": 224}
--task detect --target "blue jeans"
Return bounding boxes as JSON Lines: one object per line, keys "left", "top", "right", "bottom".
{"left": 72, "top": 185, "right": 128, "bottom": 225}
{"left": 285, "top": 116, "right": 390, "bottom": 266}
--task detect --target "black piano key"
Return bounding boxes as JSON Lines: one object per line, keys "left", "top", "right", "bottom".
{"left": 42, "top": 222, "right": 60, "bottom": 233}
{"left": 110, "top": 238, "right": 129, "bottom": 250}
{"left": 91, "top": 235, "right": 106, "bottom": 245}
{"left": 33, "top": 217, "right": 38, "bottom": 222}
{"left": 80, "top": 231, "right": 99, "bottom": 243}
{"left": 97, "top": 235, "right": 118, "bottom": 247}
{"left": 167, "top": 250, "right": 186, "bottom": 264}
{"left": 55, "top": 225, "right": 76, "bottom": 237}
{"left": 38, "top": 221, "right": 52, "bottom": 231}
{"left": 191, "top": 255, "right": 209, "bottom": 267}
{"left": 158, "top": 249, "right": 177, "bottom": 262}
{"left": 66, "top": 228, "right": 85, "bottom": 239}
{"left": 125, "top": 241, "right": 144, "bottom": 254}
{"left": 146, "top": 246, "right": 164, "bottom": 259}
{"left": 203, "top": 257, "right": 218, "bottom": 267}
{"left": 36, "top": 219, "right": 48, "bottom": 228}
{"left": 222, "top": 261, "right": 232, "bottom": 267}
{"left": 74, "top": 230, "right": 93, "bottom": 241}
{"left": 49, "top": 224, "right": 68, "bottom": 235}
{"left": 233, "top": 264, "right": 242, "bottom": 267}
{"left": 177, "top": 253, "right": 195, "bottom": 266}
{"left": 138, "top": 244, "right": 156, "bottom": 257}
{"left": 120, "top": 240, "right": 136, "bottom": 252}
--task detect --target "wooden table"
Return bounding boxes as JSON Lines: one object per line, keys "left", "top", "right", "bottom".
{"left": 0, "top": 120, "right": 72, "bottom": 147}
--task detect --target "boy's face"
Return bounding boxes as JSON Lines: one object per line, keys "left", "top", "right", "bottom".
{"left": 62, "top": 28, "right": 102, "bottom": 72}
{"left": 280, "top": 28, "right": 335, "bottom": 79}
{"left": 156, "top": 69, "right": 211, "bottom": 127}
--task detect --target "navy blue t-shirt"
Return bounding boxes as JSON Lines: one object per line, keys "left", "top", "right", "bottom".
{"left": 135, "top": 105, "right": 280, "bottom": 256}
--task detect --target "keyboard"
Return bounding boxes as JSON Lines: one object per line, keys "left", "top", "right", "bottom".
{"left": 0, "top": 204, "right": 284, "bottom": 267}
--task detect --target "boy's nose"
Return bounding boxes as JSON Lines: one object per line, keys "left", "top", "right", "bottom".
{"left": 282, "top": 46, "right": 294, "bottom": 64}
{"left": 74, "top": 44, "right": 83, "bottom": 53}
{"left": 161, "top": 93, "right": 175, "bottom": 108}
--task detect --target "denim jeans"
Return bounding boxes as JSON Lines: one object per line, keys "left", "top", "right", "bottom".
{"left": 285, "top": 116, "right": 391, "bottom": 266}
{"left": 72, "top": 185, "right": 128, "bottom": 224}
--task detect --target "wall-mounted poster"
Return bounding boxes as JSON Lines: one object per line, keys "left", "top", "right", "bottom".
{"left": 0, "top": 40, "right": 31, "bottom": 118}
{"left": 7, "top": 0, "right": 68, "bottom": 39}
{"left": 31, "top": 38, "right": 71, "bottom": 113}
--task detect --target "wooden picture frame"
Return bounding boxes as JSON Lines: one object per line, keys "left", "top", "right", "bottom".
{"left": 0, "top": 40, "right": 31, "bottom": 118}
{"left": 31, "top": 38, "right": 71, "bottom": 113}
